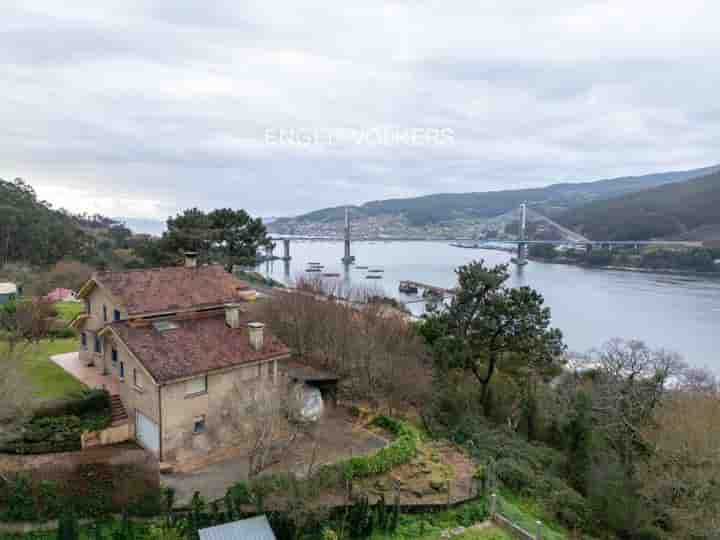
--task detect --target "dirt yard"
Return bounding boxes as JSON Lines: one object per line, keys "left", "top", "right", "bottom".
{"left": 162, "top": 406, "right": 388, "bottom": 506}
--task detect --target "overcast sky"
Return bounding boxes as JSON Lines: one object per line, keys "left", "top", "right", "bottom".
{"left": 3, "top": 1, "right": 719, "bottom": 220}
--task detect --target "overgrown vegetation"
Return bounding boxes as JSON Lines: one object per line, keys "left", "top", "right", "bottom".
{"left": 0, "top": 389, "right": 111, "bottom": 454}
{"left": 260, "top": 280, "right": 431, "bottom": 414}
{"left": 558, "top": 169, "right": 720, "bottom": 242}
{"left": 420, "top": 259, "right": 719, "bottom": 539}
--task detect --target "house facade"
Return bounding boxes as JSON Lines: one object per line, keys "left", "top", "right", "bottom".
{"left": 72, "top": 256, "right": 289, "bottom": 463}
{"left": 0, "top": 282, "right": 17, "bottom": 305}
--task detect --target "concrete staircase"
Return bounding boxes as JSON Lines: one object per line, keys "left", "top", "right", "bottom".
{"left": 110, "top": 395, "right": 128, "bottom": 426}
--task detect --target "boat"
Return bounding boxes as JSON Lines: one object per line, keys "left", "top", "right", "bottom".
{"left": 368, "top": 269, "right": 384, "bottom": 273}
{"left": 322, "top": 273, "right": 341, "bottom": 277}
{"left": 355, "top": 266, "right": 369, "bottom": 270}
{"left": 366, "top": 274, "right": 383, "bottom": 279}
{"left": 305, "top": 268, "right": 322, "bottom": 272}
{"left": 399, "top": 281, "right": 419, "bottom": 294}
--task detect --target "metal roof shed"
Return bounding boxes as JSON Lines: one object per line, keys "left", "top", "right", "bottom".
{"left": 199, "top": 516, "right": 276, "bottom": 540}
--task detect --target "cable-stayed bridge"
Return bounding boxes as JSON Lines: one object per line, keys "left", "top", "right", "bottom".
{"left": 269, "top": 204, "right": 703, "bottom": 266}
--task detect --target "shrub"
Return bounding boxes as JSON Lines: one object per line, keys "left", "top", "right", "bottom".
{"left": 64, "top": 389, "right": 111, "bottom": 417}
{"left": 495, "top": 458, "right": 536, "bottom": 494}
{"left": 549, "top": 487, "right": 589, "bottom": 528}
{"left": 38, "top": 480, "right": 62, "bottom": 520}
{"left": 2, "top": 475, "right": 37, "bottom": 522}
{"left": 226, "top": 481, "right": 252, "bottom": 505}
{"left": 48, "top": 328, "right": 77, "bottom": 339}
{"left": 341, "top": 416, "right": 420, "bottom": 478}
{"left": 128, "top": 490, "right": 164, "bottom": 517}
{"left": 633, "top": 527, "right": 664, "bottom": 540}
{"left": 32, "top": 389, "right": 111, "bottom": 419}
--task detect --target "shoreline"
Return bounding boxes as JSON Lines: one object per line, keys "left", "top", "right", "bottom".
{"left": 526, "top": 257, "right": 720, "bottom": 278}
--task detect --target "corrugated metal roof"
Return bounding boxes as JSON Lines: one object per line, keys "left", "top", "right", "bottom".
{"left": 199, "top": 516, "right": 276, "bottom": 540}
{"left": 0, "top": 282, "right": 17, "bottom": 295}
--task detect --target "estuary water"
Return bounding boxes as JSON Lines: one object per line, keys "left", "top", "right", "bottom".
{"left": 256, "top": 241, "right": 720, "bottom": 371}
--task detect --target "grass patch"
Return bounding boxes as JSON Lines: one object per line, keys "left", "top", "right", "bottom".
{"left": 454, "top": 526, "right": 513, "bottom": 539}
{"left": 497, "top": 493, "right": 568, "bottom": 540}
{"left": 2, "top": 338, "right": 85, "bottom": 401}
{"left": 53, "top": 301, "right": 83, "bottom": 322}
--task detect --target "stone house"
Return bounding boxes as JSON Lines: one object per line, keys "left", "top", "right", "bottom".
{"left": 71, "top": 255, "right": 290, "bottom": 463}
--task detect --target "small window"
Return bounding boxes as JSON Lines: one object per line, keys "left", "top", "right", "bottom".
{"left": 111, "top": 348, "right": 118, "bottom": 364}
{"left": 81, "top": 332, "right": 87, "bottom": 349}
{"left": 186, "top": 376, "right": 207, "bottom": 397}
{"left": 133, "top": 368, "right": 142, "bottom": 389}
{"left": 94, "top": 335, "right": 102, "bottom": 353}
{"left": 113, "top": 309, "right": 121, "bottom": 322}
{"left": 193, "top": 415, "right": 206, "bottom": 434}
{"left": 85, "top": 299, "right": 91, "bottom": 314}
{"left": 102, "top": 305, "right": 107, "bottom": 322}
{"left": 119, "top": 361, "right": 125, "bottom": 380}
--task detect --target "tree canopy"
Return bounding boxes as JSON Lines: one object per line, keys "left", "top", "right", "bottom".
{"left": 160, "top": 207, "right": 272, "bottom": 269}
{"left": 422, "top": 260, "right": 565, "bottom": 405}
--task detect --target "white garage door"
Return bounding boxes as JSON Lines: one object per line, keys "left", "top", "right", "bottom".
{"left": 135, "top": 412, "right": 160, "bottom": 453}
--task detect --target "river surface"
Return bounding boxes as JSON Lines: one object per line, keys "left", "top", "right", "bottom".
{"left": 256, "top": 241, "right": 720, "bottom": 371}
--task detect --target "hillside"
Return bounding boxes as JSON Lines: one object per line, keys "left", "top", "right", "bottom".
{"left": 0, "top": 178, "right": 92, "bottom": 266}
{"left": 557, "top": 170, "right": 720, "bottom": 241}
{"left": 269, "top": 164, "right": 720, "bottom": 238}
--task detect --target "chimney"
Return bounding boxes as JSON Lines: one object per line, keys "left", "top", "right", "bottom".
{"left": 184, "top": 251, "right": 198, "bottom": 268}
{"left": 247, "top": 322, "right": 265, "bottom": 351}
{"left": 225, "top": 304, "right": 242, "bottom": 329}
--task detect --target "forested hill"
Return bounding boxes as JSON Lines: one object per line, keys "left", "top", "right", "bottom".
{"left": 0, "top": 178, "right": 93, "bottom": 266}
{"left": 557, "top": 169, "right": 720, "bottom": 241}
{"left": 270, "top": 164, "right": 720, "bottom": 231}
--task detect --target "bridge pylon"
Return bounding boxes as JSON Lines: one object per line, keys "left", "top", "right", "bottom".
{"left": 341, "top": 207, "right": 355, "bottom": 264}
{"left": 513, "top": 203, "right": 529, "bottom": 266}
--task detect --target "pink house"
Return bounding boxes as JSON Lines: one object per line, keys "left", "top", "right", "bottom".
{"left": 46, "top": 288, "right": 78, "bottom": 302}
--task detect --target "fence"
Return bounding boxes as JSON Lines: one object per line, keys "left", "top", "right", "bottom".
{"left": 490, "top": 494, "right": 544, "bottom": 540}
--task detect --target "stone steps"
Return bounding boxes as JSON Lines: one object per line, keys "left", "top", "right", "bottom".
{"left": 110, "top": 395, "right": 128, "bottom": 426}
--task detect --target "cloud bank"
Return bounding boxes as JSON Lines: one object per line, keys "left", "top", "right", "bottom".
{"left": 2, "top": 1, "right": 719, "bottom": 219}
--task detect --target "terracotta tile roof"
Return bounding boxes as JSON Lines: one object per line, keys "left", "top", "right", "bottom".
{"left": 109, "top": 311, "right": 290, "bottom": 383}
{"left": 94, "top": 265, "right": 251, "bottom": 315}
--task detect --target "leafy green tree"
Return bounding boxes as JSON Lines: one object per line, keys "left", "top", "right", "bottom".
{"left": 162, "top": 208, "right": 271, "bottom": 269}
{"left": 426, "top": 260, "right": 564, "bottom": 407}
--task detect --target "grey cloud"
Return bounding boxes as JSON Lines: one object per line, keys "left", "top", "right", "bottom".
{"left": 1, "top": 1, "right": 719, "bottom": 219}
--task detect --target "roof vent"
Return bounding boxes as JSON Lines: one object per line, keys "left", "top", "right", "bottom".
{"left": 184, "top": 251, "right": 198, "bottom": 268}
{"left": 153, "top": 320, "right": 179, "bottom": 332}
{"left": 248, "top": 322, "right": 265, "bottom": 351}
{"left": 225, "top": 304, "right": 242, "bottom": 329}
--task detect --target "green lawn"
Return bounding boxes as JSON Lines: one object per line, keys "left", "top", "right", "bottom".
{"left": 454, "top": 526, "right": 513, "bottom": 539}
{"left": 53, "top": 301, "right": 84, "bottom": 322}
{"left": 2, "top": 338, "right": 85, "bottom": 401}
{"left": 496, "top": 494, "right": 567, "bottom": 540}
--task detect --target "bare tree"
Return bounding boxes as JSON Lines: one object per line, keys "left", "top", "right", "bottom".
{"left": 639, "top": 384, "right": 720, "bottom": 538}
{"left": 0, "top": 297, "right": 55, "bottom": 352}
{"left": 586, "top": 338, "right": 686, "bottom": 480}
{"left": 0, "top": 354, "right": 30, "bottom": 426}
{"left": 213, "top": 377, "right": 303, "bottom": 479}
{"left": 259, "top": 281, "right": 431, "bottom": 413}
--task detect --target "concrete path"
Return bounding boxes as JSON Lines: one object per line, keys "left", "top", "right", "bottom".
{"left": 50, "top": 352, "right": 121, "bottom": 395}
